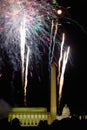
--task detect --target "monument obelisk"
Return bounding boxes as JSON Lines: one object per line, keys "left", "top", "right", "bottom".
{"left": 48, "top": 63, "right": 57, "bottom": 124}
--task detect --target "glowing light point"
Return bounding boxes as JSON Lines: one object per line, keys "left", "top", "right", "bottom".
{"left": 57, "top": 9, "right": 63, "bottom": 15}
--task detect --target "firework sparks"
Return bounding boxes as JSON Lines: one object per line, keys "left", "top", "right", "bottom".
{"left": 0, "top": 0, "right": 60, "bottom": 106}
{"left": 49, "top": 20, "right": 58, "bottom": 67}
{"left": 57, "top": 33, "right": 70, "bottom": 110}
{"left": 57, "top": 33, "right": 65, "bottom": 84}
{"left": 0, "top": 0, "right": 58, "bottom": 68}
{"left": 24, "top": 46, "right": 30, "bottom": 106}
{"left": 20, "top": 17, "right": 26, "bottom": 88}
{"left": 49, "top": 20, "right": 54, "bottom": 68}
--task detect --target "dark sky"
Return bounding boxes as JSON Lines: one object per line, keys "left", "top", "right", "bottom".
{"left": 0, "top": 0, "right": 87, "bottom": 115}
{"left": 57, "top": 0, "right": 87, "bottom": 114}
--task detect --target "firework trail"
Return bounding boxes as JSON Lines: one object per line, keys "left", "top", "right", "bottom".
{"left": 57, "top": 33, "right": 65, "bottom": 84}
{"left": 20, "top": 16, "right": 30, "bottom": 106}
{"left": 51, "top": 21, "right": 58, "bottom": 65}
{"left": 24, "top": 46, "right": 30, "bottom": 106}
{"left": 20, "top": 17, "right": 26, "bottom": 88}
{"left": 49, "top": 20, "right": 54, "bottom": 67}
{"left": 57, "top": 34, "right": 70, "bottom": 110}
{"left": 49, "top": 20, "right": 58, "bottom": 68}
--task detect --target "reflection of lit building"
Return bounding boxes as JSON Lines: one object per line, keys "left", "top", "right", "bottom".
{"left": 8, "top": 63, "right": 70, "bottom": 126}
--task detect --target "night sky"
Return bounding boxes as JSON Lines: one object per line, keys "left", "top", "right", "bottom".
{"left": 0, "top": 0, "right": 87, "bottom": 115}
{"left": 57, "top": 0, "right": 87, "bottom": 114}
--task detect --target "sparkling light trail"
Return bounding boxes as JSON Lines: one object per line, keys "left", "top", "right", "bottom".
{"left": 49, "top": 20, "right": 58, "bottom": 67}
{"left": 24, "top": 46, "right": 30, "bottom": 106}
{"left": 57, "top": 33, "right": 70, "bottom": 111}
{"left": 20, "top": 17, "right": 26, "bottom": 88}
{"left": 57, "top": 33, "right": 65, "bottom": 84}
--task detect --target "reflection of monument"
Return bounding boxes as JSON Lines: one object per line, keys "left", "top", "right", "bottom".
{"left": 8, "top": 63, "right": 69, "bottom": 126}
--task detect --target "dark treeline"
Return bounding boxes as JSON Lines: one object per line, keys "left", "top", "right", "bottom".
{"left": 0, "top": 117, "right": 87, "bottom": 129}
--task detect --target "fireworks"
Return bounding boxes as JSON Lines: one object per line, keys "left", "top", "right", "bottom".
{"left": 0, "top": 0, "right": 70, "bottom": 107}
{"left": 0, "top": 3, "right": 39, "bottom": 55}
{"left": 57, "top": 33, "right": 70, "bottom": 110}
{"left": 0, "top": 0, "right": 61, "bottom": 71}
{"left": 0, "top": 0, "right": 60, "bottom": 105}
